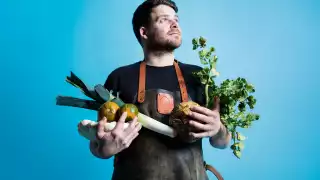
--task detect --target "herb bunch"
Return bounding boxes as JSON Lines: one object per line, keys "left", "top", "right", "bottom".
{"left": 192, "top": 37, "right": 260, "bottom": 158}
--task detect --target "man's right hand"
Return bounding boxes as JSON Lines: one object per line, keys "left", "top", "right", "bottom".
{"left": 94, "top": 112, "right": 142, "bottom": 158}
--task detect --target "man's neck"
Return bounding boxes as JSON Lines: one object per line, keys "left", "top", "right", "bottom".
{"left": 143, "top": 50, "right": 175, "bottom": 67}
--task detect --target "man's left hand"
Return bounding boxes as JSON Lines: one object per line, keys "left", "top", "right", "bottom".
{"left": 187, "top": 97, "right": 222, "bottom": 139}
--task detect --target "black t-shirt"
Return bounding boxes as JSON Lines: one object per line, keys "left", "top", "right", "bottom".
{"left": 103, "top": 60, "right": 206, "bottom": 106}
{"left": 103, "top": 60, "right": 210, "bottom": 180}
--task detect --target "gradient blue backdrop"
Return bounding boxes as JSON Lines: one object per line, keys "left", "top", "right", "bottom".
{"left": 1, "top": 0, "right": 319, "bottom": 179}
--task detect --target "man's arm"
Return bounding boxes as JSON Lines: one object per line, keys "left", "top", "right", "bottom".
{"left": 209, "top": 124, "right": 231, "bottom": 149}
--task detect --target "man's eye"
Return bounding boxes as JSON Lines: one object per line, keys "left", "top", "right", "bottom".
{"left": 159, "top": 18, "right": 167, "bottom": 23}
{"left": 159, "top": 17, "right": 178, "bottom": 23}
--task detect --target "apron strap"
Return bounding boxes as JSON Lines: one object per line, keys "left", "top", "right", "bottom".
{"left": 204, "top": 161, "right": 224, "bottom": 180}
{"left": 138, "top": 60, "right": 146, "bottom": 103}
{"left": 138, "top": 60, "right": 189, "bottom": 103}
{"left": 173, "top": 60, "right": 189, "bottom": 103}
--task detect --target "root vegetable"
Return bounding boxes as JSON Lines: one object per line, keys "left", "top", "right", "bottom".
{"left": 170, "top": 101, "right": 200, "bottom": 125}
{"left": 118, "top": 104, "right": 139, "bottom": 122}
{"left": 168, "top": 101, "right": 201, "bottom": 142}
{"left": 98, "top": 101, "right": 120, "bottom": 121}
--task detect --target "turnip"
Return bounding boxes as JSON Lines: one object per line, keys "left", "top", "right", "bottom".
{"left": 98, "top": 101, "right": 120, "bottom": 122}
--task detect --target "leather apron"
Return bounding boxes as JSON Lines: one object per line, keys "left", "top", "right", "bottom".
{"left": 111, "top": 60, "right": 223, "bottom": 180}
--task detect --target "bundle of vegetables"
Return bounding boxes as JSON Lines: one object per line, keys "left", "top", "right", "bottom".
{"left": 56, "top": 72, "right": 177, "bottom": 141}
{"left": 56, "top": 37, "right": 259, "bottom": 159}
{"left": 188, "top": 36, "right": 260, "bottom": 158}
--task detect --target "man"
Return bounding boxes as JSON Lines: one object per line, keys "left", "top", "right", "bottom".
{"left": 89, "top": 0, "right": 231, "bottom": 179}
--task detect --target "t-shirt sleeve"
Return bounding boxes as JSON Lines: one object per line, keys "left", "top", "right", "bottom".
{"left": 186, "top": 64, "right": 217, "bottom": 108}
{"left": 103, "top": 69, "right": 119, "bottom": 93}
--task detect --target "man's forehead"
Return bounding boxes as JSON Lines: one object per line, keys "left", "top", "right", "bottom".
{"left": 151, "top": 5, "right": 177, "bottom": 18}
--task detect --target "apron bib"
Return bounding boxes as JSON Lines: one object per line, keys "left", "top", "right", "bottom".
{"left": 111, "top": 60, "right": 223, "bottom": 180}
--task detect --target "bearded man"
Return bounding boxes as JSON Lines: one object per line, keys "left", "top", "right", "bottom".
{"left": 89, "top": 1, "right": 231, "bottom": 180}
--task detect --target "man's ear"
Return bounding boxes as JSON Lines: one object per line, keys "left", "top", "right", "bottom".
{"left": 139, "top": 27, "right": 148, "bottom": 41}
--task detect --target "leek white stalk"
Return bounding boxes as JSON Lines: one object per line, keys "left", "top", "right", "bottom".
{"left": 78, "top": 112, "right": 177, "bottom": 141}
{"left": 137, "top": 113, "right": 177, "bottom": 138}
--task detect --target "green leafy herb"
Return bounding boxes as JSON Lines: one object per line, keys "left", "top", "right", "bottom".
{"left": 192, "top": 36, "right": 260, "bottom": 159}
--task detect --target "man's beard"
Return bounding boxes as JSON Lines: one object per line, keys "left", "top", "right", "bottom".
{"left": 146, "top": 36, "right": 182, "bottom": 52}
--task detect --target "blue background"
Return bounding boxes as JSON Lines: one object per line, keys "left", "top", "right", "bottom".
{"left": 1, "top": 0, "right": 319, "bottom": 179}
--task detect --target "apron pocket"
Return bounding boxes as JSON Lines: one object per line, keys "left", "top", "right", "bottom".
{"left": 156, "top": 92, "right": 174, "bottom": 115}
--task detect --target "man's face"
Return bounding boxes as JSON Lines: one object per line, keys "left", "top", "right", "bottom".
{"left": 144, "top": 5, "right": 182, "bottom": 51}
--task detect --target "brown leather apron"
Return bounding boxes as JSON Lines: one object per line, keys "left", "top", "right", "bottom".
{"left": 111, "top": 60, "right": 223, "bottom": 180}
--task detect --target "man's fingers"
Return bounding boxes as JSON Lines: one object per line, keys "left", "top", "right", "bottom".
{"left": 189, "top": 131, "right": 212, "bottom": 139}
{"left": 118, "top": 117, "right": 138, "bottom": 137}
{"left": 125, "top": 120, "right": 142, "bottom": 135}
{"left": 113, "top": 112, "right": 127, "bottom": 131}
{"left": 189, "top": 120, "right": 212, "bottom": 131}
{"left": 122, "top": 132, "right": 140, "bottom": 148}
{"left": 117, "top": 122, "right": 141, "bottom": 149}
{"left": 96, "top": 117, "right": 107, "bottom": 139}
{"left": 212, "top": 96, "right": 220, "bottom": 112}
{"left": 190, "top": 106, "right": 215, "bottom": 117}
{"left": 128, "top": 117, "right": 138, "bottom": 129}
{"left": 188, "top": 111, "right": 212, "bottom": 124}
{"left": 111, "top": 112, "right": 128, "bottom": 142}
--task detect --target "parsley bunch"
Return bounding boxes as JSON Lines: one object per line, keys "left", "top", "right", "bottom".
{"left": 192, "top": 37, "right": 260, "bottom": 158}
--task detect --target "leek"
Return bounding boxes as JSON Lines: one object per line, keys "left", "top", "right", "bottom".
{"left": 56, "top": 72, "right": 177, "bottom": 140}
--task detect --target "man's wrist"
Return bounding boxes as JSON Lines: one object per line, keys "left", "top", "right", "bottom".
{"left": 209, "top": 123, "right": 230, "bottom": 148}
{"left": 211, "top": 123, "right": 226, "bottom": 140}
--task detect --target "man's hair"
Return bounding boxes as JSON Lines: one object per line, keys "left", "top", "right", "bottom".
{"left": 132, "top": 0, "right": 178, "bottom": 45}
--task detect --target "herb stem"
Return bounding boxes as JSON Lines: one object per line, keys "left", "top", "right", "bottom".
{"left": 205, "top": 84, "right": 209, "bottom": 108}
{"left": 205, "top": 72, "right": 211, "bottom": 108}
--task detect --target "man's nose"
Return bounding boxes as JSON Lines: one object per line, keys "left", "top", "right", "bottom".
{"left": 170, "top": 20, "right": 179, "bottom": 29}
